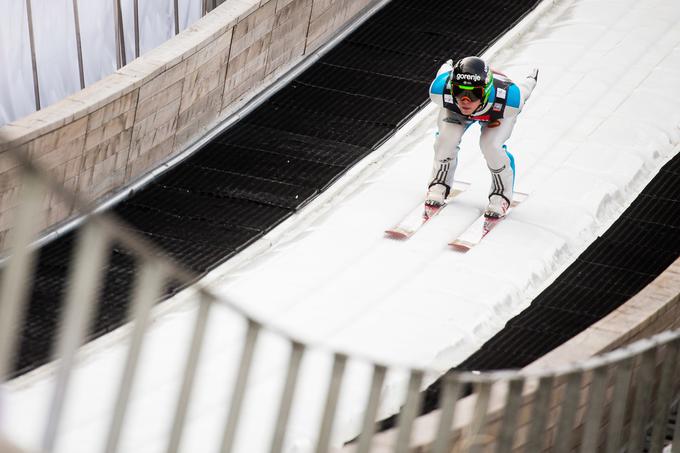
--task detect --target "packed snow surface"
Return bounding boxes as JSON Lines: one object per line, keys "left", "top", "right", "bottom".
{"left": 4, "top": 0, "right": 680, "bottom": 452}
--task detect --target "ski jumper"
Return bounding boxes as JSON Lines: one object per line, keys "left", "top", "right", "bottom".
{"left": 428, "top": 61, "right": 537, "bottom": 204}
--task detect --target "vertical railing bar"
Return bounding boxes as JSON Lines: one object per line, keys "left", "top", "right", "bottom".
{"left": 628, "top": 347, "right": 657, "bottom": 453}
{"left": 168, "top": 293, "right": 213, "bottom": 453}
{"left": 670, "top": 341, "right": 680, "bottom": 453}
{"left": 173, "top": 0, "right": 180, "bottom": 35}
{"left": 166, "top": 293, "right": 212, "bottom": 453}
{"left": 219, "top": 320, "right": 260, "bottom": 453}
{"left": 25, "top": 0, "right": 41, "bottom": 110}
{"left": 553, "top": 371, "right": 583, "bottom": 453}
{"left": 41, "top": 221, "right": 110, "bottom": 453}
{"left": 113, "top": 0, "right": 121, "bottom": 68}
{"left": 117, "top": 0, "right": 126, "bottom": 66}
{"left": 356, "top": 364, "right": 387, "bottom": 453}
{"left": 524, "top": 375, "right": 553, "bottom": 453}
{"left": 201, "top": 0, "right": 207, "bottom": 16}
{"left": 605, "top": 357, "right": 633, "bottom": 453}
{"left": 0, "top": 171, "right": 44, "bottom": 382}
{"left": 395, "top": 369, "right": 424, "bottom": 453}
{"left": 465, "top": 381, "right": 492, "bottom": 453}
{"left": 270, "top": 341, "right": 305, "bottom": 453}
{"left": 314, "top": 353, "right": 347, "bottom": 453}
{"left": 649, "top": 340, "right": 680, "bottom": 453}
{"left": 672, "top": 400, "right": 680, "bottom": 453}
{"left": 133, "top": 0, "right": 140, "bottom": 58}
{"left": 579, "top": 365, "right": 609, "bottom": 453}
{"left": 71, "top": 0, "right": 85, "bottom": 89}
{"left": 431, "top": 374, "right": 462, "bottom": 453}
{"left": 674, "top": 339, "right": 680, "bottom": 410}
{"left": 495, "top": 377, "right": 525, "bottom": 453}
{"left": 104, "top": 260, "right": 165, "bottom": 453}
{"left": 113, "top": 0, "right": 126, "bottom": 68}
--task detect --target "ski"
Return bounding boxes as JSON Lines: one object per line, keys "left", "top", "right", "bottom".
{"left": 385, "top": 181, "right": 470, "bottom": 240}
{"left": 449, "top": 192, "right": 528, "bottom": 251}
{"left": 449, "top": 215, "right": 502, "bottom": 251}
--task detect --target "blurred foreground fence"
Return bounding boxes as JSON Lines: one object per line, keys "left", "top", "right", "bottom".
{"left": 1, "top": 149, "right": 680, "bottom": 453}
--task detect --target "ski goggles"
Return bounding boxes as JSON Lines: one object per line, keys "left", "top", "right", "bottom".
{"left": 451, "top": 84, "right": 486, "bottom": 102}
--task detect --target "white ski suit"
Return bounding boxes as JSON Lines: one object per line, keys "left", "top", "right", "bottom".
{"left": 428, "top": 61, "right": 537, "bottom": 205}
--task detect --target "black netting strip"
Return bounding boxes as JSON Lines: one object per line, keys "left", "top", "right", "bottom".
{"left": 156, "top": 164, "right": 319, "bottom": 210}
{"left": 186, "top": 143, "right": 344, "bottom": 190}
{"left": 130, "top": 184, "right": 291, "bottom": 231}
{"left": 214, "top": 122, "right": 370, "bottom": 167}
{"left": 295, "top": 64, "right": 428, "bottom": 106}
{"left": 245, "top": 103, "right": 394, "bottom": 148}
{"left": 319, "top": 41, "right": 439, "bottom": 82}
{"left": 269, "top": 82, "right": 419, "bottom": 126}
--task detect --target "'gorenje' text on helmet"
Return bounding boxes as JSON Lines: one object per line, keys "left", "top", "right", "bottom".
{"left": 451, "top": 56, "right": 493, "bottom": 105}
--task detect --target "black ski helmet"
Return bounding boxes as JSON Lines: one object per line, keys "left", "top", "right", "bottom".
{"left": 451, "top": 56, "right": 493, "bottom": 104}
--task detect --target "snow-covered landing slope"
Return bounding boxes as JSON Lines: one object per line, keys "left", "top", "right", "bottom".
{"left": 6, "top": 0, "right": 680, "bottom": 452}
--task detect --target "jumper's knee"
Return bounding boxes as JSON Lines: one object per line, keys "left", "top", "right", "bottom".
{"left": 480, "top": 140, "right": 509, "bottom": 170}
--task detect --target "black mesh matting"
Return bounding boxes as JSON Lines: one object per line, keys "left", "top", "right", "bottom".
{"left": 9, "top": 0, "right": 544, "bottom": 376}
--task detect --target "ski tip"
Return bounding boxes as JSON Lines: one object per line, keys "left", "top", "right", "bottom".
{"left": 449, "top": 241, "right": 472, "bottom": 252}
{"left": 385, "top": 229, "right": 410, "bottom": 240}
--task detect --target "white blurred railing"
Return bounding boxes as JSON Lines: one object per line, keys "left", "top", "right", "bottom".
{"left": 1, "top": 148, "right": 679, "bottom": 453}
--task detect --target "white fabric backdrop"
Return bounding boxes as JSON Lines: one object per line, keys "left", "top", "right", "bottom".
{"left": 0, "top": 0, "right": 201, "bottom": 126}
